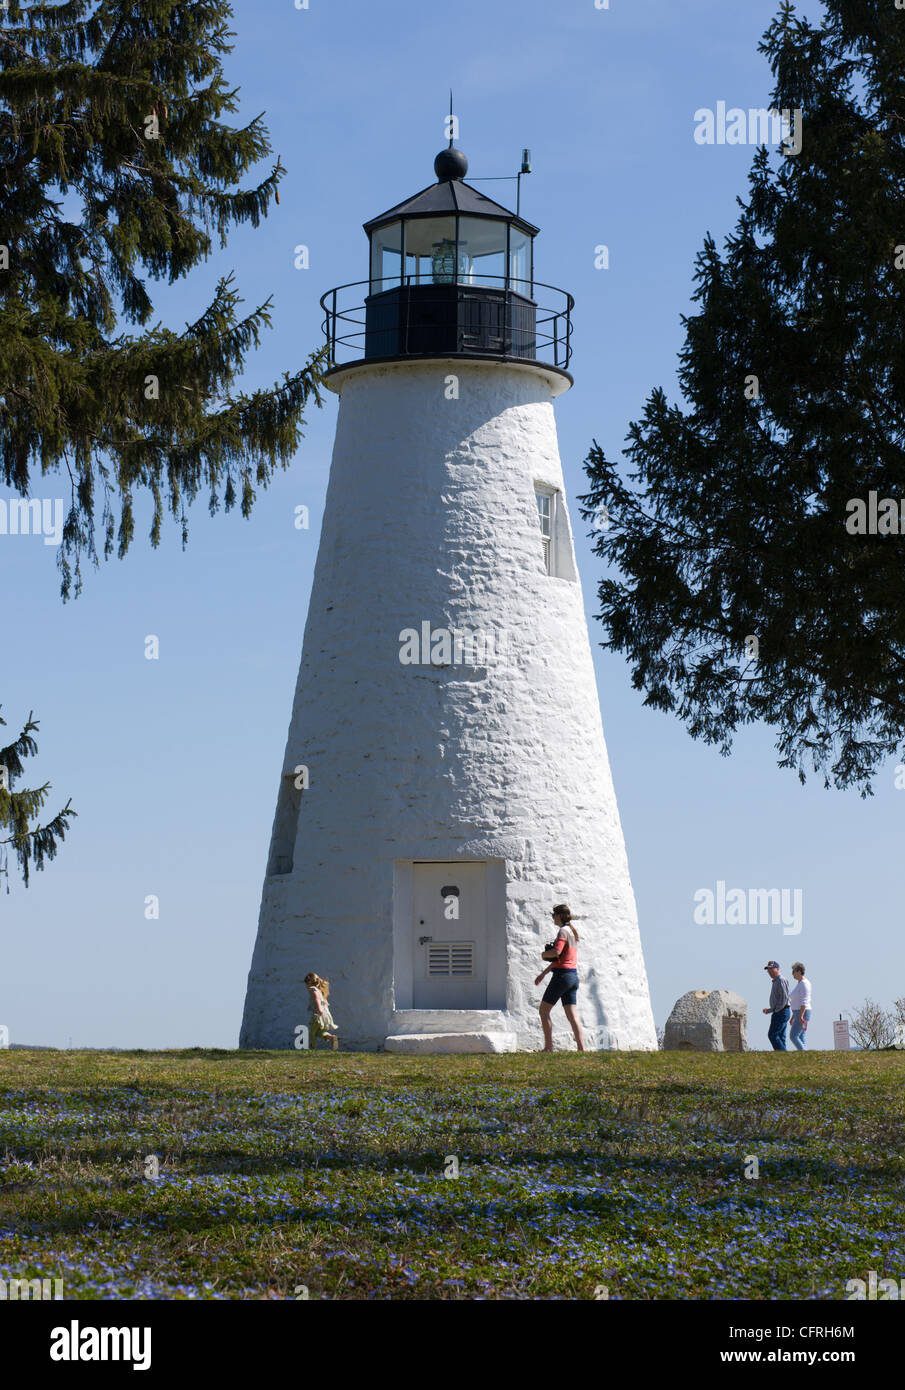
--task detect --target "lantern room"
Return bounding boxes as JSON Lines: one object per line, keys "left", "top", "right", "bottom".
{"left": 321, "top": 142, "right": 573, "bottom": 372}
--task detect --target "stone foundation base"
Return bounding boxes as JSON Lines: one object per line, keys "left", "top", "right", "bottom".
{"left": 383, "top": 1032, "right": 518, "bottom": 1054}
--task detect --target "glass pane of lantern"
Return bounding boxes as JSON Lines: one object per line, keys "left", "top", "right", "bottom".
{"left": 370, "top": 221, "right": 402, "bottom": 292}
{"left": 458, "top": 217, "right": 506, "bottom": 289}
{"left": 509, "top": 226, "right": 532, "bottom": 297}
{"left": 401, "top": 218, "right": 457, "bottom": 285}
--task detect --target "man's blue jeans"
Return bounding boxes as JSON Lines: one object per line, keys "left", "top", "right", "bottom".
{"left": 768, "top": 1006, "right": 791, "bottom": 1050}
{"left": 790, "top": 1008, "right": 811, "bottom": 1050}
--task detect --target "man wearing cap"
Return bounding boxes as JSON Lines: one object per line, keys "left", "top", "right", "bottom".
{"left": 762, "top": 961, "right": 791, "bottom": 1049}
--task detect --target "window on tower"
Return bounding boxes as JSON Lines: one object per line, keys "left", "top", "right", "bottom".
{"left": 533, "top": 484, "right": 577, "bottom": 581}
{"left": 535, "top": 486, "right": 554, "bottom": 574}
{"left": 267, "top": 773, "right": 303, "bottom": 877}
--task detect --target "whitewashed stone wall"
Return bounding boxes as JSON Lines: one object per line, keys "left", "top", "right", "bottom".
{"left": 240, "top": 358, "right": 657, "bottom": 1051}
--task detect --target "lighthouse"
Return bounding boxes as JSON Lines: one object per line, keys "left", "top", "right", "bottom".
{"left": 240, "top": 139, "right": 657, "bottom": 1053}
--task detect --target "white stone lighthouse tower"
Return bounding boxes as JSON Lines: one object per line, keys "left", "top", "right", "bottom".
{"left": 240, "top": 140, "right": 656, "bottom": 1053}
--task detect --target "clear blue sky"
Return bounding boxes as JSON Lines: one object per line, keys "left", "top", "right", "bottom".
{"left": 4, "top": 0, "right": 898, "bottom": 1051}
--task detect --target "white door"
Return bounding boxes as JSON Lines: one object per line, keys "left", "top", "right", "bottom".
{"left": 412, "top": 862, "right": 487, "bottom": 1008}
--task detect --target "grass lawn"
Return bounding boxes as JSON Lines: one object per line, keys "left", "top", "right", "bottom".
{"left": 1, "top": 1048, "right": 903, "bottom": 1299}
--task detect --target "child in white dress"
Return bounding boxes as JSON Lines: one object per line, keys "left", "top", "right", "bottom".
{"left": 304, "top": 972, "right": 339, "bottom": 1051}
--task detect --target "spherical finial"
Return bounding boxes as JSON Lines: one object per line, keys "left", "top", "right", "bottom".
{"left": 434, "top": 146, "right": 468, "bottom": 181}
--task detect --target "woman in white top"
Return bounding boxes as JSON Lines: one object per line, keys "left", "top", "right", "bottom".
{"left": 788, "top": 962, "right": 812, "bottom": 1050}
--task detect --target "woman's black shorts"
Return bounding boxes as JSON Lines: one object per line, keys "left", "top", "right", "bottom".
{"left": 542, "top": 968, "right": 579, "bottom": 1007}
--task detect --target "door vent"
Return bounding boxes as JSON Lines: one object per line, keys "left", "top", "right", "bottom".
{"left": 428, "top": 943, "right": 474, "bottom": 976}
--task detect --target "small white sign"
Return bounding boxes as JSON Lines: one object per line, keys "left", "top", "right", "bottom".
{"left": 833, "top": 1019, "right": 850, "bottom": 1051}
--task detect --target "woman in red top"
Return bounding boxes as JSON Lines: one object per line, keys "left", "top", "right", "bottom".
{"left": 535, "top": 903, "right": 585, "bottom": 1052}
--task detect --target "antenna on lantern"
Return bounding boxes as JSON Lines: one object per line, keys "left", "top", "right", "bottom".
{"left": 467, "top": 141, "right": 533, "bottom": 214}
{"left": 517, "top": 147, "right": 532, "bottom": 215}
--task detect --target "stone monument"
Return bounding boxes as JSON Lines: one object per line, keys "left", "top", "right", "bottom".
{"left": 664, "top": 990, "right": 748, "bottom": 1052}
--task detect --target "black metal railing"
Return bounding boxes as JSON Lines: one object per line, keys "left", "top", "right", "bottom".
{"left": 320, "top": 275, "right": 574, "bottom": 370}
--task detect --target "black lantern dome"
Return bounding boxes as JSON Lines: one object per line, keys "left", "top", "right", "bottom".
{"left": 433, "top": 145, "right": 468, "bottom": 181}
{"left": 321, "top": 144, "right": 573, "bottom": 374}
